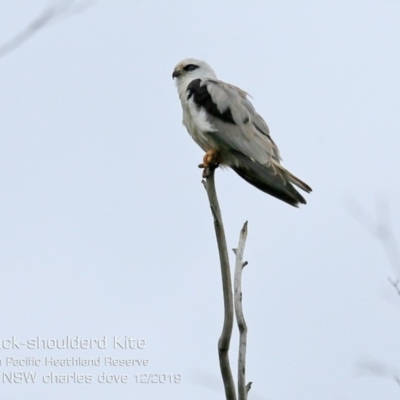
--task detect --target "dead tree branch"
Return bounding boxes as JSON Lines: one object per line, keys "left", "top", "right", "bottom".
{"left": 0, "top": 0, "right": 94, "bottom": 59}
{"left": 388, "top": 277, "right": 400, "bottom": 295}
{"left": 347, "top": 199, "right": 400, "bottom": 294}
{"left": 202, "top": 169, "right": 237, "bottom": 400}
{"left": 358, "top": 358, "right": 400, "bottom": 387}
{"left": 233, "top": 221, "right": 252, "bottom": 400}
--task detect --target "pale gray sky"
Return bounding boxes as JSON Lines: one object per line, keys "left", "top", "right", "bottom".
{"left": 1, "top": 1, "right": 400, "bottom": 399}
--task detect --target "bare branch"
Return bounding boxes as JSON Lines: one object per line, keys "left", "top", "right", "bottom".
{"left": 388, "top": 277, "right": 400, "bottom": 296}
{"left": 357, "top": 358, "right": 400, "bottom": 387}
{"left": 233, "top": 221, "right": 252, "bottom": 400}
{"left": 245, "top": 382, "right": 253, "bottom": 394}
{"left": 347, "top": 199, "right": 400, "bottom": 293}
{"left": 202, "top": 169, "right": 237, "bottom": 400}
{"left": 0, "top": 0, "right": 95, "bottom": 59}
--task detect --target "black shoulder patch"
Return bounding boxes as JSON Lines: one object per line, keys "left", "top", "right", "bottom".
{"left": 186, "top": 79, "right": 236, "bottom": 124}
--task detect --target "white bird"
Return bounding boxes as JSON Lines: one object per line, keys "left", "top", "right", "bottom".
{"left": 172, "top": 58, "right": 312, "bottom": 207}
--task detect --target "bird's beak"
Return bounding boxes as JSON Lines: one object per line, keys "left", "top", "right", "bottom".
{"left": 172, "top": 69, "right": 181, "bottom": 79}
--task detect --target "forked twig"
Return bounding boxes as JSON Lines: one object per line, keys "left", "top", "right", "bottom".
{"left": 233, "top": 222, "right": 252, "bottom": 399}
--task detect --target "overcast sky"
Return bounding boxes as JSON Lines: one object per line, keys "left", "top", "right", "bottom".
{"left": 1, "top": 1, "right": 400, "bottom": 399}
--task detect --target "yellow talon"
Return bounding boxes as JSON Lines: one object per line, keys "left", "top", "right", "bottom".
{"left": 202, "top": 149, "right": 221, "bottom": 168}
{"left": 198, "top": 149, "right": 221, "bottom": 178}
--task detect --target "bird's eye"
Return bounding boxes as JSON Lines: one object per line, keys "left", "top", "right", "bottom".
{"left": 184, "top": 64, "right": 199, "bottom": 72}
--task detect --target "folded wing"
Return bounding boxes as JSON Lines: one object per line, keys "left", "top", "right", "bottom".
{"left": 187, "top": 78, "right": 312, "bottom": 206}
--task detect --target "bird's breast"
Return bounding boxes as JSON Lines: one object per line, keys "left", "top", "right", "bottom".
{"left": 182, "top": 99, "right": 218, "bottom": 152}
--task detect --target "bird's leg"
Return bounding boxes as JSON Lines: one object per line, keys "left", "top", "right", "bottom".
{"left": 198, "top": 149, "right": 221, "bottom": 178}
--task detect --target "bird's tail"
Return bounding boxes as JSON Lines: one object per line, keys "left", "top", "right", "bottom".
{"left": 230, "top": 153, "right": 311, "bottom": 207}
{"left": 276, "top": 164, "right": 312, "bottom": 194}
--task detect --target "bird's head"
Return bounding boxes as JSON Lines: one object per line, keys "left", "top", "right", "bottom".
{"left": 172, "top": 59, "right": 217, "bottom": 94}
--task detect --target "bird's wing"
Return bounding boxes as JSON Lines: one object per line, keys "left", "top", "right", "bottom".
{"left": 186, "top": 78, "right": 311, "bottom": 206}
{"left": 188, "top": 78, "right": 281, "bottom": 164}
